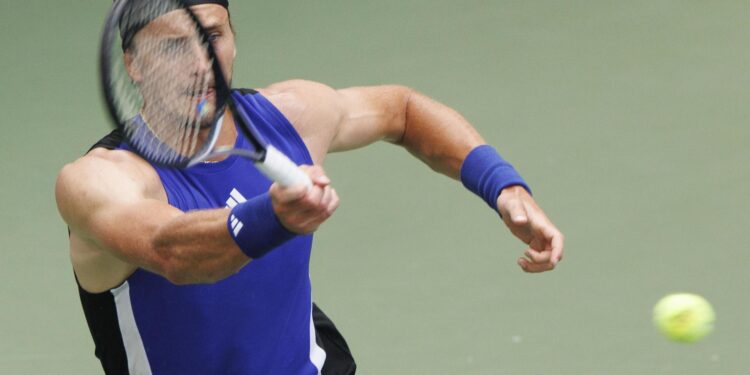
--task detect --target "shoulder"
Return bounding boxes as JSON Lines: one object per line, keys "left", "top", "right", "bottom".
{"left": 55, "top": 148, "right": 165, "bottom": 230}
{"left": 255, "top": 80, "right": 344, "bottom": 162}
{"left": 57, "top": 147, "right": 161, "bottom": 198}
{"left": 259, "top": 79, "right": 339, "bottom": 99}
{"left": 258, "top": 80, "right": 343, "bottom": 126}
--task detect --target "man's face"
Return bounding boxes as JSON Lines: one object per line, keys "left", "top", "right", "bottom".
{"left": 126, "top": 4, "right": 236, "bottom": 133}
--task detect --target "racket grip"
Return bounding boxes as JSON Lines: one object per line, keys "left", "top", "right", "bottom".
{"left": 256, "top": 146, "right": 313, "bottom": 187}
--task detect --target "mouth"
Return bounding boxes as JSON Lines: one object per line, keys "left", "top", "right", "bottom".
{"left": 194, "top": 90, "right": 216, "bottom": 122}
{"left": 185, "top": 87, "right": 215, "bottom": 99}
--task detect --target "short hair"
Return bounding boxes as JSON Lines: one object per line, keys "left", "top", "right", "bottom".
{"left": 118, "top": 0, "right": 230, "bottom": 50}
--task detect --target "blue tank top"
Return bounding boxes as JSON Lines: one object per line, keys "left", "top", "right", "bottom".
{"left": 114, "top": 90, "right": 325, "bottom": 375}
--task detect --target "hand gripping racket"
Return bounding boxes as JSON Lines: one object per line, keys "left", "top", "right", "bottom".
{"left": 100, "top": 0, "right": 311, "bottom": 187}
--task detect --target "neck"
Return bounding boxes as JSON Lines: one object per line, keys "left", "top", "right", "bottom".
{"left": 201, "top": 107, "right": 237, "bottom": 163}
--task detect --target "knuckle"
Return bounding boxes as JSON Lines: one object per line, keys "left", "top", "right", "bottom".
{"left": 297, "top": 196, "right": 309, "bottom": 206}
{"left": 300, "top": 196, "right": 316, "bottom": 207}
{"left": 290, "top": 187, "right": 307, "bottom": 199}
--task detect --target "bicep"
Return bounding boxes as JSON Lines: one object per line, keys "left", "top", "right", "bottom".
{"left": 328, "top": 85, "right": 412, "bottom": 152}
{"left": 263, "top": 81, "right": 411, "bottom": 155}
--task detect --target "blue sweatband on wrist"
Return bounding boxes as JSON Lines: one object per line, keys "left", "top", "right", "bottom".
{"left": 227, "top": 193, "right": 297, "bottom": 259}
{"left": 460, "top": 145, "right": 531, "bottom": 211}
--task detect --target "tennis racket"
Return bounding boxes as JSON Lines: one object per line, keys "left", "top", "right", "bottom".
{"left": 99, "top": 0, "right": 311, "bottom": 187}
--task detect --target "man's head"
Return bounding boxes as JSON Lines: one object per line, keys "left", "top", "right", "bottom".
{"left": 120, "top": 0, "right": 236, "bottom": 130}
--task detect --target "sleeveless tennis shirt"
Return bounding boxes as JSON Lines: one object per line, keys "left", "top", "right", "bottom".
{"left": 79, "top": 90, "right": 326, "bottom": 375}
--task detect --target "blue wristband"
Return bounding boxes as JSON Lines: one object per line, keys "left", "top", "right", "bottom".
{"left": 227, "top": 193, "right": 297, "bottom": 259}
{"left": 460, "top": 145, "right": 531, "bottom": 211}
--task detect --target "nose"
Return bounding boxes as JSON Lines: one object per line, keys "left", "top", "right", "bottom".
{"left": 189, "top": 40, "right": 211, "bottom": 77}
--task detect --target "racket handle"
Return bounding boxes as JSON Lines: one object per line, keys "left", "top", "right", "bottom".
{"left": 256, "top": 146, "right": 313, "bottom": 187}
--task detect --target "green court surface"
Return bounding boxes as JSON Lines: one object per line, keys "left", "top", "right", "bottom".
{"left": 1, "top": 1, "right": 748, "bottom": 373}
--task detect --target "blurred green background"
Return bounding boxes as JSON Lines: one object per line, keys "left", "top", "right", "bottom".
{"left": 1, "top": 1, "right": 748, "bottom": 374}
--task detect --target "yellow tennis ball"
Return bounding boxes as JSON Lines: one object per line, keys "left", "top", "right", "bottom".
{"left": 653, "top": 293, "right": 715, "bottom": 343}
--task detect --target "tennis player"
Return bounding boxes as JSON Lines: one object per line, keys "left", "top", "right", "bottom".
{"left": 55, "top": 1, "right": 564, "bottom": 374}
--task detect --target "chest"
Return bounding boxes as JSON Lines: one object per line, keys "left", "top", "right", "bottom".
{"left": 157, "top": 157, "right": 272, "bottom": 211}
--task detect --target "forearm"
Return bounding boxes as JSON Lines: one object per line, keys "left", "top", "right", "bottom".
{"left": 396, "top": 91, "right": 485, "bottom": 179}
{"left": 151, "top": 208, "right": 249, "bottom": 284}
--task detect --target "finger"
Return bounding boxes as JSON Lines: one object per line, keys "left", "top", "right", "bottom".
{"left": 527, "top": 215, "right": 553, "bottom": 251}
{"left": 524, "top": 248, "right": 551, "bottom": 264}
{"left": 297, "top": 216, "right": 324, "bottom": 233}
{"left": 528, "top": 219, "right": 563, "bottom": 264}
{"left": 298, "top": 185, "right": 323, "bottom": 211}
{"left": 319, "top": 186, "right": 333, "bottom": 209}
{"left": 269, "top": 182, "right": 309, "bottom": 203}
{"left": 297, "top": 188, "right": 340, "bottom": 231}
{"left": 548, "top": 230, "right": 564, "bottom": 265}
{"left": 509, "top": 225, "right": 533, "bottom": 245}
{"left": 326, "top": 188, "right": 340, "bottom": 215}
{"left": 300, "top": 185, "right": 324, "bottom": 209}
{"left": 297, "top": 208, "right": 334, "bottom": 232}
{"left": 302, "top": 165, "right": 331, "bottom": 186}
{"left": 517, "top": 257, "right": 555, "bottom": 273}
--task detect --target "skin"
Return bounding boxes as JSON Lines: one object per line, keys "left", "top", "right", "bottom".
{"left": 56, "top": 4, "right": 563, "bottom": 293}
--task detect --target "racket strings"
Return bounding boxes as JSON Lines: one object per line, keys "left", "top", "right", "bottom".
{"left": 107, "top": 1, "right": 215, "bottom": 166}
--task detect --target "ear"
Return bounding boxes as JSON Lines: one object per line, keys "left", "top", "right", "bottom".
{"left": 124, "top": 50, "right": 142, "bottom": 82}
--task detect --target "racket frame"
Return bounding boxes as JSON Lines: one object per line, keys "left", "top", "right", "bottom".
{"left": 100, "top": 0, "right": 230, "bottom": 168}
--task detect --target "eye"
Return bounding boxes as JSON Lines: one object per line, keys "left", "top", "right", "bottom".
{"left": 208, "top": 33, "right": 221, "bottom": 43}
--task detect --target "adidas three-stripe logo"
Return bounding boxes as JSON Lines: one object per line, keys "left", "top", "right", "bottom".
{"left": 229, "top": 214, "right": 243, "bottom": 236}
{"left": 227, "top": 189, "right": 247, "bottom": 236}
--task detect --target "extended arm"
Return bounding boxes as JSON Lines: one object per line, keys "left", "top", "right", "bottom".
{"left": 56, "top": 151, "right": 337, "bottom": 290}
{"left": 264, "top": 82, "right": 483, "bottom": 177}
{"left": 263, "top": 80, "right": 563, "bottom": 272}
{"left": 56, "top": 153, "right": 248, "bottom": 286}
